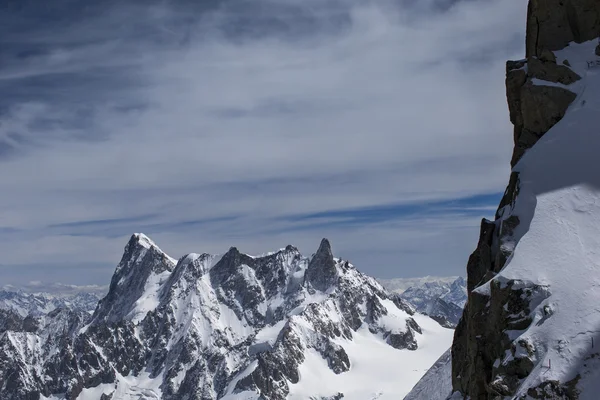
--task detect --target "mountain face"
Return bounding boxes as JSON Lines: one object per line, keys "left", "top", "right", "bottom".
{"left": 0, "top": 290, "right": 100, "bottom": 317}
{"left": 0, "top": 234, "right": 453, "bottom": 400}
{"left": 380, "top": 277, "right": 467, "bottom": 328}
{"left": 445, "top": 1, "right": 600, "bottom": 399}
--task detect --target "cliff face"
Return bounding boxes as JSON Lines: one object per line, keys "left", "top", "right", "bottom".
{"left": 451, "top": 1, "right": 600, "bottom": 399}
{"left": 508, "top": 0, "right": 600, "bottom": 167}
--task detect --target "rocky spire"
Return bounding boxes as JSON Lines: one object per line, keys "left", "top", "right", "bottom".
{"left": 305, "top": 238, "right": 338, "bottom": 292}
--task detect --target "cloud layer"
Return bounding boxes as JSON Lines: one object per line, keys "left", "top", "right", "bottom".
{"left": 0, "top": 0, "right": 526, "bottom": 285}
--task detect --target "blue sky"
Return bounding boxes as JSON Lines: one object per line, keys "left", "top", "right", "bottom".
{"left": 0, "top": 0, "right": 526, "bottom": 286}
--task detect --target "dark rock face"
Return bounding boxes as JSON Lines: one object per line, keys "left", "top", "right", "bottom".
{"left": 505, "top": 0, "right": 595, "bottom": 167}
{"left": 0, "top": 309, "right": 30, "bottom": 333}
{"left": 525, "top": 0, "right": 600, "bottom": 58}
{"left": 506, "top": 56, "right": 578, "bottom": 166}
{"left": 305, "top": 238, "right": 339, "bottom": 292}
{"left": 452, "top": 279, "right": 550, "bottom": 398}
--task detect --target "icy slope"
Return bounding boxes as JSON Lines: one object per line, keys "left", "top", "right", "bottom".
{"left": 403, "top": 349, "right": 452, "bottom": 400}
{"left": 2, "top": 234, "right": 452, "bottom": 400}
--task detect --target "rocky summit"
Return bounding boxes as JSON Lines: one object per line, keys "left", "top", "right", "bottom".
{"left": 0, "top": 233, "right": 453, "bottom": 400}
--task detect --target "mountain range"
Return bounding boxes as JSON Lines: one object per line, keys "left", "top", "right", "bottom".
{"left": 379, "top": 276, "right": 466, "bottom": 328}
{"left": 0, "top": 234, "right": 454, "bottom": 400}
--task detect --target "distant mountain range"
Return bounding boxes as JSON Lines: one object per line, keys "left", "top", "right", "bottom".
{"left": 378, "top": 276, "right": 466, "bottom": 328}
{"left": 0, "top": 290, "right": 101, "bottom": 317}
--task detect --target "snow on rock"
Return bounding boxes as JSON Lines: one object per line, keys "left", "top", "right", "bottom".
{"left": 0, "top": 234, "right": 452, "bottom": 399}
{"left": 451, "top": 37, "right": 600, "bottom": 399}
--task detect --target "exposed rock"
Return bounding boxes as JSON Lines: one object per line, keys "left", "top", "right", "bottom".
{"left": 527, "top": 56, "right": 581, "bottom": 85}
{"left": 452, "top": 279, "right": 550, "bottom": 398}
{"left": 524, "top": 376, "right": 581, "bottom": 399}
{"left": 305, "top": 238, "right": 338, "bottom": 292}
{"left": 311, "top": 394, "right": 344, "bottom": 400}
{"left": 525, "top": 0, "right": 600, "bottom": 57}
{"left": 539, "top": 48, "right": 557, "bottom": 63}
{"left": 520, "top": 83, "right": 577, "bottom": 135}
{"left": 466, "top": 219, "right": 495, "bottom": 292}
{"left": 506, "top": 59, "right": 578, "bottom": 166}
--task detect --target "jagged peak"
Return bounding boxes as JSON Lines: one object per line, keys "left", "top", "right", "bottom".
{"left": 317, "top": 238, "right": 332, "bottom": 254}
{"left": 128, "top": 233, "right": 175, "bottom": 262}
{"left": 285, "top": 244, "right": 299, "bottom": 253}
{"left": 118, "top": 233, "right": 176, "bottom": 270}
{"left": 305, "top": 238, "right": 338, "bottom": 292}
{"left": 131, "top": 232, "right": 156, "bottom": 248}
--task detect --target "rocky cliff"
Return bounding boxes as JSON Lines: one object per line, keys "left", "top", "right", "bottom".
{"left": 451, "top": 1, "right": 600, "bottom": 399}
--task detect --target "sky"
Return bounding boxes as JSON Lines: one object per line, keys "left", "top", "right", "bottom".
{"left": 0, "top": 0, "right": 527, "bottom": 287}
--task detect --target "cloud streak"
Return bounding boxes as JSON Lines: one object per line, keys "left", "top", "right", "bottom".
{"left": 0, "top": 0, "right": 525, "bottom": 285}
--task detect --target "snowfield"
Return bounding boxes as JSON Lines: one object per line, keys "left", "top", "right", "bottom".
{"left": 287, "top": 315, "right": 453, "bottom": 400}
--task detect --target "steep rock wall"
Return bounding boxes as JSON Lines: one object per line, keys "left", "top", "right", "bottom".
{"left": 450, "top": 1, "right": 600, "bottom": 399}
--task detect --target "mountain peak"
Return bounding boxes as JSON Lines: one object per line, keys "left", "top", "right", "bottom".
{"left": 305, "top": 238, "right": 338, "bottom": 292}
{"left": 131, "top": 232, "right": 155, "bottom": 247}
{"left": 284, "top": 244, "right": 299, "bottom": 253}
{"left": 90, "top": 234, "right": 177, "bottom": 325}
{"left": 318, "top": 237, "right": 332, "bottom": 252}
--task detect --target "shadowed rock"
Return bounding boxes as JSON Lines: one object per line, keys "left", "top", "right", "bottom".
{"left": 305, "top": 238, "right": 338, "bottom": 292}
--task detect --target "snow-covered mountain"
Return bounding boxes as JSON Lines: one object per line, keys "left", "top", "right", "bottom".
{"left": 410, "top": 1, "right": 600, "bottom": 398}
{"left": 0, "top": 290, "right": 101, "bottom": 317}
{"left": 379, "top": 277, "right": 466, "bottom": 328}
{"left": 0, "top": 233, "right": 452, "bottom": 400}
{"left": 377, "top": 276, "right": 461, "bottom": 295}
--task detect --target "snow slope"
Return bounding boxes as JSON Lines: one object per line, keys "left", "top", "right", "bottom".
{"left": 403, "top": 349, "right": 452, "bottom": 400}
{"left": 287, "top": 314, "right": 453, "bottom": 400}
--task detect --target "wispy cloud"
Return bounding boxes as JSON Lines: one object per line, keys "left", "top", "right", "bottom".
{"left": 0, "top": 0, "right": 525, "bottom": 284}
